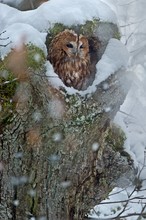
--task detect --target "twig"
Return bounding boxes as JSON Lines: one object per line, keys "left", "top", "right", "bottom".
{"left": 0, "top": 41, "right": 12, "bottom": 47}
{"left": 85, "top": 212, "right": 146, "bottom": 219}
{"left": 98, "top": 196, "right": 146, "bottom": 205}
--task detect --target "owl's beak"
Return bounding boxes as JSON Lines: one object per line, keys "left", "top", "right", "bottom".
{"left": 74, "top": 50, "right": 80, "bottom": 57}
{"left": 70, "top": 45, "right": 78, "bottom": 54}
{"left": 72, "top": 49, "right": 78, "bottom": 56}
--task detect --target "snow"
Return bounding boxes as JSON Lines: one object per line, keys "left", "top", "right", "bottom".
{"left": 89, "top": 186, "right": 146, "bottom": 219}
{"left": 92, "top": 0, "right": 146, "bottom": 219}
{"left": 0, "top": 0, "right": 146, "bottom": 219}
{"left": 0, "top": 0, "right": 117, "bottom": 33}
{"left": 114, "top": 64, "right": 146, "bottom": 179}
{"left": 92, "top": 142, "right": 99, "bottom": 152}
{"left": 47, "top": 98, "right": 65, "bottom": 119}
{"left": 115, "top": 0, "right": 146, "bottom": 180}
{"left": 0, "top": 23, "right": 47, "bottom": 59}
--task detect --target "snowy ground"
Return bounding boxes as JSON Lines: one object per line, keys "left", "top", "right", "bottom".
{"left": 0, "top": 0, "right": 146, "bottom": 219}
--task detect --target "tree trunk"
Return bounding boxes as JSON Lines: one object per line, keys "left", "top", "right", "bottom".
{"left": 0, "top": 58, "right": 135, "bottom": 220}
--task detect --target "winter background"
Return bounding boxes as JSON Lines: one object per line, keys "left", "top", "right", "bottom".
{"left": 0, "top": 0, "right": 146, "bottom": 219}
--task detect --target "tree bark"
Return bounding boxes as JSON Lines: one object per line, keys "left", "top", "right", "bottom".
{"left": 0, "top": 61, "right": 135, "bottom": 220}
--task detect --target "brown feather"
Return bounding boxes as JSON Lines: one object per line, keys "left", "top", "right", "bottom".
{"left": 48, "top": 29, "right": 91, "bottom": 90}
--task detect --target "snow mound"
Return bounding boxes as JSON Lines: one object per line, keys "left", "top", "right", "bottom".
{"left": 0, "top": 23, "right": 47, "bottom": 59}
{"left": 0, "top": 0, "right": 117, "bottom": 32}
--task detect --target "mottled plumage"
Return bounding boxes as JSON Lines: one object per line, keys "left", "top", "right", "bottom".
{"left": 48, "top": 29, "right": 91, "bottom": 90}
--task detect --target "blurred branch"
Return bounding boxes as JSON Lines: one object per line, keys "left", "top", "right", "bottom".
{"left": 0, "top": 78, "right": 18, "bottom": 86}
{"left": 120, "top": 18, "right": 146, "bottom": 28}
{"left": 97, "top": 196, "right": 146, "bottom": 205}
{"left": 0, "top": 42, "right": 11, "bottom": 47}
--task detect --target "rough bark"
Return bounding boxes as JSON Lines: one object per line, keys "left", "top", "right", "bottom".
{"left": 0, "top": 61, "right": 135, "bottom": 220}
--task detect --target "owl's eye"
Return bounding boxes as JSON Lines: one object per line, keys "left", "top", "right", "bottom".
{"left": 80, "top": 45, "right": 84, "bottom": 49}
{"left": 66, "top": 43, "right": 73, "bottom": 48}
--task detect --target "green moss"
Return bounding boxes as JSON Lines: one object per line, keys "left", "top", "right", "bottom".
{"left": 113, "top": 31, "right": 121, "bottom": 40}
{"left": 46, "top": 23, "right": 66, "bottom": 46}
{"left": 46, "top": 19, "right": 120, "bottom": 46}
{"left": 0, "top": 59, "right": 17, "bottom": 125}
{"left": 105, "top": 124, "right": 126, "bottom": 152}
{"left": 49, "top": 19, "right": 100, "bottom": 37}
{"left": 0, "top": 73, "right": 17, "bottom": 106}
{"left": 26, "top": 44, "right": 46, "bottom": 70}
{"left": 46, "top": 19, "right": 100, "bottom": 47}
{"left": 79, "top": 19, "right": 99, "bottom": 36}
{"left": 0, "top": 44, "right": 45, "bottom": 127}
{"left": 50, "top": 23, "right": 66, "bottom": 37}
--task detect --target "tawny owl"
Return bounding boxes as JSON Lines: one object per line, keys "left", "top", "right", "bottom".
{"left": 48, "top": 29, "right": 91, "bottom": 90}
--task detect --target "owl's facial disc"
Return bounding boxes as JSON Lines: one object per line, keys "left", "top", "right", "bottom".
{"left": 62, "top": 33, "right": 89, "bottom": 60}
{"left": 65, "top": 41, "right": 86, "bottom": 58}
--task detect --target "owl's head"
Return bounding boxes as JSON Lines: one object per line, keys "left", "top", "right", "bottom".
{"left": 53, "top": 29, "right": 89, "bottom": 59}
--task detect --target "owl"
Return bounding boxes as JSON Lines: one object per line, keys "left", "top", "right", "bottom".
{"left": 48, "top": 29, "right": 92, "bottom": 90}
